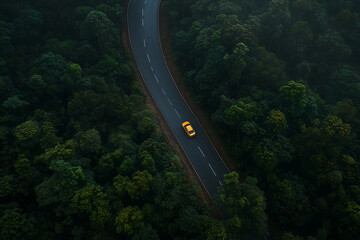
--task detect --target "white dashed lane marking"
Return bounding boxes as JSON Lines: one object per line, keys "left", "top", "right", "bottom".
{"left": 161, "top": 88, "right": 166, "bottom": 95}
{"left": 219, "top": 181, "right": 222, "bottom": 186}
{"left": 147, "top": 53, "right": 151, "bottom": 63}
{"left": 143, "top": 39, "right": 146, "bottom": 47}
{"left": 168, "top": 99, "right": 172, "bottom": 105}
{"left": 142, "top": 18, "right": 144, "bottom": 27}
{"left": 198, "top": 146, "right": 205, "bottom": 157}
{"left": 208, "top": 163, "right": 217, "bottom": 176}
{"left": 175, "top": 109, "right": 181, "bottom": 118}
{"left": 154, "top": 74, "right": 159, "bottom": 83}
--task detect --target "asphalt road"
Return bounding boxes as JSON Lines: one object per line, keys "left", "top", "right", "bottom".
{"left": 127, "top": 0, "right": 230, "bottom": 199}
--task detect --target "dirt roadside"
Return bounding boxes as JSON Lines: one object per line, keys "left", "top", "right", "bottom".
{"left": 121, "top": 0, "right": 235, "bottom": 218}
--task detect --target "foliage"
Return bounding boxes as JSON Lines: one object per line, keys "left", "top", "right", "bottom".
{"left": 265, "top": 109, "right": 288, "bottom": 133}
{"left": 279, "top": 81, "right": 307, "bottom": 117}
{"left": 166, "top": 0, "right": 360, "bottom": 238}
{"left": 115, "top": 206, "right": 144, "bottom": 235}
{"left": 0, "top": 175, "right": 14, "bottom": 198}
{"left": 0, "top": 209, "right": 36, "bottom": 240}
{"left": 218, "top": 172, "right": 268, "bottom": 238}
{"left": 0, "top": 1, "right": 219, "bottom": 239}
{"left": 14, "top": 120, "right": 40, "bottom": 147}
{"left": 35, "top": 160, "right": 84, "bottom": 207}
{"left": 71, "top": 184, "right": 111, "bottom": 227}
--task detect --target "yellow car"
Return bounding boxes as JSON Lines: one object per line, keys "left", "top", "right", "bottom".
{"left": 182, "top": 121, "right": 196, "bottom": 137}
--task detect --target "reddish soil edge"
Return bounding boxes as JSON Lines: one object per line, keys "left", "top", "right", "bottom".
{"left": 121, "top": 1, "right": 221, "bottom": 218}
{"left": 158, "top": 4, "right": 237, "bottom": 172}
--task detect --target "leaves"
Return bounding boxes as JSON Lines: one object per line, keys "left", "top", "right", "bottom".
{"left": 115, "top": 206, "right": 144, "bottom": 235}
{"left": 219, "top": 173, "right": 268, "bottom": 237}
{"left": 279, "top": 81, "right": 307, "bottom": 117}
{"left": 0, "top": 209, "right": 36, "bottom": 240}
{"left": 71, "top": 184, "right": 111, "bottom": 227}
{"left": 14, "top": 120, "right": 40, "bottom": 147}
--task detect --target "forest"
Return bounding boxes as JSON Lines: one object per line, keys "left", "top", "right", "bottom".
{"left": 1, "top": 0, "right": 360, "bottom": 239}
{"left": 164, "top": 0, "right": 360, "bottom": 239}
{"left": 0, "top": 0, "right": 227, "bottom": 239}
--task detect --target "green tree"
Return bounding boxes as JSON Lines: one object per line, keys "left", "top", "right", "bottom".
{"left": 325, "top": 170, "right": 343, "bottom": 189}
{"left": 14, "top": 120, "right": 40, "bottom": 146}
{"left": 113, "top": 174, "right": 130, "bottom": 197}
{"left": 14, "top": 154, "right": 34, "bottom": 182}
{"left": 39, "top": 121, "right": 61, "bottom": 150}
{"left": 254, "top": 146, "right": 278, "bottom": 173}
{"left": 279, "top": 81, "right": 307, "bottom": 117}
{"left": 340, "top": 201, "right": 360, "bottom": 238}
{"left": 172, "top": 206, "right": 212, "bottom": 238}
{"left": 68, "top": 63, "right": 82, "bottom": 82}
{"left": 268, "top": 175, "right": 314, "bottom": 226}
{"left": 0, "top": 175, "right": 14, "bottom": 198}
{"left": 128, "top": 171, "right": 153, "bottom": 200}
{"left": 282, "top": 232, "right": 304, "bottom": 240}
{"left": 119, "top": 156, "right": 136, "bottom": 175}
{"left": 131, "top": 224, "right": 160, "bottom": 240}
{"left": 74, "top": 128, "right": 102, "bottom": 156}
{"left": 224, "top": 100, "right": 259, "bottom": 125}
{"left": 132, "top": 110, "right": 158, "bottom": 136}
{"left": 35, "top": 52, "right": 67, "bottom": 97}
{"left": 153, "top": 171, "right": 189, "bottom": 210}
{"left": 94, "top": 149, "right": 121, "bottom": 181}
{"left": 224, "top": 42, "right": 249, "bottom": 92}
{"left": 13, "top": 7, "right": 43, "bottom": 40}
{"left": 35, "top": 160, "right": 84, "bottom": 206}
{"left": 221, "top": 16, "right": 254, "bottom": 48}
{"left": 76, "top": 43, "right": 99, "bottom": 65}
{"left": 2, "top": 95, "right": 29, "bottom": 111}
{"left": 113, "top": 171, "right": 153, "bottom": 200}
{"left": 340, "top": 154, "right": 359, "bottom": 185}
{"left": 248, "top": 45, "right": 287, "bottom": 90}
{"left": 68, "top": 90, "right": 104, "bottom": 129}
{"left": 28, "top": 74, "right": 46, "bottom": 90}
{"left": 335, "top": 9, "right": 359, "bottom": 32}
{"left": 218, "top": 172, "right": 268, "bottom": 237}
{"left": 81, "top": 10, "right": 117, "bottom": 50}
{"left": 71, "top": 184, "right": 111, "bottom": 227}
{"left": 0, "top": 209, "right": 36, "bottom": 240}
{"left": 205, "top": 221, "right": 227, "bottom": 240}
{"left": 43, "top": 38, "right": 79, "bottom": 60}
{"left": 139, "top": 150, "right": 156, "bottom": 174}
{"left": 297, "top": 116, "right": 352, "bottom": 163}
{"left": 287, "top": 21, "right": 313, "bottom": 59}
{"left": 330, "top": 65, "right": 360, "bottom": 102}
{"left": 317, "top": 30, "right": 352, "bottom": 63}
{"left": 115, "top": 206, "right": 144, "bottom": 235}
{"left": 265, "top": 109, "right": 288, "bottom": 133}
{"left": 332, "top": 99, "right": 360, "bottom": 129}
{"left": 38, "top": 140, "right": 76, "bottom": 165}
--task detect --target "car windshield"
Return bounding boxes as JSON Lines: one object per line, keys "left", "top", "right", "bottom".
{"left": 189, "top": 130, "right": 194, "bottom": 134}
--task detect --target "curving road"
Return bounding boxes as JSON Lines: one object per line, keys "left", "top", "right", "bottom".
{"left": 127, "top": 0, "right": 229, "bottom": 199}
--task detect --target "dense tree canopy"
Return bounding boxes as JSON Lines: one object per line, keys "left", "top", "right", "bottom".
{"left": 0, "top": 1, "right": 222, "bottom": 239}
{"left": 165, "top": 0, "right": 360, "bottom": 238}
{"left": 2, "top": 0, "right": 360, "bottom": 239}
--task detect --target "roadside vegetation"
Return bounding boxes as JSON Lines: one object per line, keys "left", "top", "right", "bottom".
{"left": 164, "top": 0, "right": 360, "bottom": 239}
{"left": 0, "top": 1, "right": 224, "bottom": 239}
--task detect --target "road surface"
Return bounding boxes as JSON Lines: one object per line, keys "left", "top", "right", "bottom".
{"left": 127, "top": 0, "right": 230, "bottom": 199}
